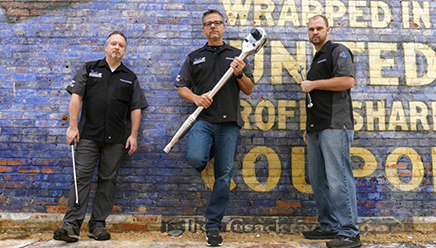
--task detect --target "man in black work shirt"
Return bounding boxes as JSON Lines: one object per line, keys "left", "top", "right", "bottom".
{"left": 53, "top": 31, "right": 148, "bottom": 243}
{"left": 174, "top": 9, "right": 254, "bottom": 247}
{"left": 300, "top": 15, "right": 361, "bottom": 248}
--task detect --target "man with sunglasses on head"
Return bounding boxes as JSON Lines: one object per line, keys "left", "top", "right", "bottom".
{"left": 174, "top": 9, "right": 254, "bottom": 247}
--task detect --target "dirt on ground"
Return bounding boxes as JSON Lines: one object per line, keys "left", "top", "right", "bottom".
{"left": 2, "top": 230, "right": 436, "bottom": 244}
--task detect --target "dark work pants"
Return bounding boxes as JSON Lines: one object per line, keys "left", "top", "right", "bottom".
{"left": 63, "top": 139, "right": 125, "bottom": 235}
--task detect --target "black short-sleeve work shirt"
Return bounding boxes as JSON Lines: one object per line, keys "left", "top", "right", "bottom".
{"left": 174, "top": 43, "right": 253, "bottom": 127}
{"left": 306, "top": 40, "right": 355, "bottom": 132}
{"left": 66, "top": 58, "right": 148, "bottom": 144}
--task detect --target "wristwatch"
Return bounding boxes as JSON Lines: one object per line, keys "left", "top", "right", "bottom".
{"left": 236, "top": 72, "right": 244, "bottom": 79}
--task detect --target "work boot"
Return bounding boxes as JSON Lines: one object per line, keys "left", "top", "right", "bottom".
{"left": 88, "top": 226, "right": 111, "bottom": 240}
{"left": 53, "top": 222, "right": 79, "bottom": 242}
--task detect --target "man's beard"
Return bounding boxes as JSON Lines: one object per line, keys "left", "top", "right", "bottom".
{"left": 310, "top": 36, "right": 325, "bottom": 46}
{"left": 111, "top": 53, "right": 122, "bottom": 59}
{"left": 209, "top": 31, "right": 220, "bottom": 39}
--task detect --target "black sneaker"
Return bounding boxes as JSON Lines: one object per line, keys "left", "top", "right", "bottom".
{"left": 302, "top": 227, "right": 338, "bottom": 239}
{"left": 206, "top": 230, "right": 223, "bottom": 246}
{"left": 88, "top": 226, "right": 111, "bottom": 240}
{"left": 53, "top": 222, "right": 79, "bottom": 242}
{"left": 326, "top": 234, "right": 362, "bottom": 248}
{"left": 195, "top": 164, "right": 207, "bottom": 172}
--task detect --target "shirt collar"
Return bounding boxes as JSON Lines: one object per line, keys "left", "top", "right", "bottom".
{"left": 200, "top": 42, "right": 232, "bottom": 52}
{"left": 318, "top": 40, "right": 333, "bottom": 54}
{"left": 98, "top": 58, "right": 127, "bottom": 72}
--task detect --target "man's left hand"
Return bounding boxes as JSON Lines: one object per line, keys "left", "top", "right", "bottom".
{"left": 231, "top": 57, "right": 245, "bottom": 76}
{"left": 125, "top": 136, "right": 138, "bottom": 155}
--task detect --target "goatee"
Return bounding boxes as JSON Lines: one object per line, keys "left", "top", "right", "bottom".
{"left": 111, "top": 54, "right": 121, "bottom": 59}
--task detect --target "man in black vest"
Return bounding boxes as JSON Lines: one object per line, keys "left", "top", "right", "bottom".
{"left": 300, "top": 15, "right": 361, "bottom": 248}
{"left": 53, "top": 31, "right": 148, "bottom": 243}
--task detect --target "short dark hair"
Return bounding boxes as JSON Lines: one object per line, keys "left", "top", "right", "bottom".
{"left": 202, "top": 9, "right": 224, "bottom": 24}
{"left": 106, "top": 31, "right": 127, "bottom": 46}
{"left": 309, "top": 15, "right": 329, "bottom": 27}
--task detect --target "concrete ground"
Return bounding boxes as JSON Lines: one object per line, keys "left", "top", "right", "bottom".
{"left": 2, "top": 229, "right": 436, "bottom": 248}
{"left": 2, "top": 238, "right": 436, "bottom": 248}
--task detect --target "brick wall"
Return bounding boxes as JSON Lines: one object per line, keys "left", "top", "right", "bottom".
{"left": 1, "top": 0, "right": 436, "bottom": 232}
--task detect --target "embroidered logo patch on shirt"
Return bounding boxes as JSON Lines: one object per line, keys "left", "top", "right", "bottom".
{"left": 69, "top": 80, "right": 75, "bottom": 88}
{"left": 120, "top": 79, "right": 132, "bottom": 84}
{"left": 89, "top": 70, "right": 102, "bottom": 78}
{"left": 340, "top": 51, "right": 351, "bottom": 58}
{"left": 193, "top": 57, "right": 206, "bottom": 65}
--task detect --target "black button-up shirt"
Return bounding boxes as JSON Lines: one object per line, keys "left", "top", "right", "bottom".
{"left": 306, "top": 40, "right": 355, "bottom": 132}
{"left": 66, "top": 59, "right": 148, "bottom": 144}
{"left": 174, "top": 43, "right": 253, "bottom": 127}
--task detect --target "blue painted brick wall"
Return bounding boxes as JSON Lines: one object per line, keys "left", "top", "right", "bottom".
{"left": 1, "top": 0, "right": 436, "bottom": 221}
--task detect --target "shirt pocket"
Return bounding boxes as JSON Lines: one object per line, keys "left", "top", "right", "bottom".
{"left": 116, "top": 79, "right": 133, "bottom": 105}
{"left": 85, "top": 76, "right": 103, "bottom": 99}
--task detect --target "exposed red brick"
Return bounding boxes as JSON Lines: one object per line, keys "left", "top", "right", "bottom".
{"left": 133, "top": 215, "right": 158, "bottom": 222}
{"left": 18, "top": 167, "right": 40, "bottom": 173}
{"left": 112, "top": 206, "right": 121, "bottom": 214}
{"left": 270, "top": 209, "right": 294, "bottom": 215}
{"left": 7, "top": 159, "right": 22, "bottom": 166}
{"left": 121, "top": 223, "right": 147, "bottom": 231}
{"left": 47, "top": 206, "right": 67, "bottom": 213}
{"left": 42, "top": 167, "right": 55, "bottom": 173}
{"left": 0, "top": 166, "right": 13, "bottom": 173}
{"left": 277, "top": 200, "right": 301, "bottom": 208}
{"left": 107, "top": 224, "right": 122, "bottom": 232}
{"left": 137, "top": 207, "right": 147, "bottom": 213}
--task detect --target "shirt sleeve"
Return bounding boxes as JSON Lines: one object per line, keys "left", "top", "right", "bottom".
{"left": 130, "top": 78, "right": 148, "bottom": 111}
{"left": 242, "top": 57, "right": 254, "bottom": 82}
{"left": 174, "top": 56, "right": 193, "bottom": 88}
{"left": 332, "top": 45, "right": 355, "bottom": 78}
{"left": 66, "top": 64, "right": 88, "bottom": 95}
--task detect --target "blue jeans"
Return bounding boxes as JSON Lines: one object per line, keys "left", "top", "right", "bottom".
{"left": 186, "top": 120, "right": 240, "bottom": 231}
{"left": 306, "top": 128, "right": 360, "bottom": 237}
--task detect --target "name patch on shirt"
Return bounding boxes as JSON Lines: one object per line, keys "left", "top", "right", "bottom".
{"left": 120, "top": 79, "right": 132, "bottom": 84}
{"left": 89, "top": 70, "right": 102, "bottom": 78}
{"left": 193, "top": 57, "right": 206, "bottom": 65}
{"left": 317, "top": 59, "right": 327, "bottom": 64}
{"left": 225, "top": 57, "right": 234, "bottom": 61}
